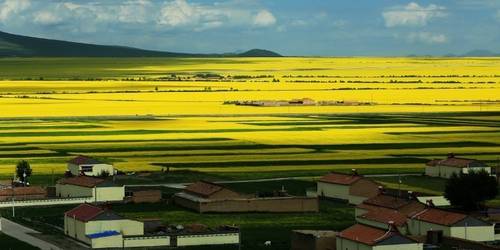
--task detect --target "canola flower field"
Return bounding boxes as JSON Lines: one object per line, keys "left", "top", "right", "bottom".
{"left": 0, "top": 57, "right": 499, "bottom": 180}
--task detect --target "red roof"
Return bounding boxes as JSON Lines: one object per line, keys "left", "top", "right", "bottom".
{"left": 185, "top": 181, "right": 225, "bottom": 198}
{"left": 319, "top": 172, "right": 362, "bottom": 185}
{"left": 412, "top": 208, "right": 467, "bottom": 226}
{"left": 68, "top": 155, "right": 103, "bottom": 165}
{"left": 338, "top": 224, "right": 394, "bottom": 246}
{"left": 358, "top": 207, "right": 408, "bottom": 226}
{"left": 65, "top": 204, "right": 104, "bottom": 222}
{"left": 0, "top": 186, "right": 46, "bottom": 196}
{"left": 426, "top": 156, "right": 485, "bottom": 168}
{"left": 58, "top": 176, "right": 106, "bottom": 188}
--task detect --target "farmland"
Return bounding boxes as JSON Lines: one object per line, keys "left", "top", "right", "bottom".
{"left": 0, "top": 57, "right": 499, "bottom": 181}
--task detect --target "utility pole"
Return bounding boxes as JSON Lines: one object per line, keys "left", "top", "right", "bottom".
{"left": 398, "top": 174, "right": 402, "bottom": 198}
{"left": 11, "top": 188, "right": 15, "bottom": 218}
{"left": 12, "top": 173, "right": 15, "bottom": 217}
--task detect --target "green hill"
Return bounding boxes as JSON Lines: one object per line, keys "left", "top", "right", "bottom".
{"left": 0, "top": 30, "right": 281, "bottom": 57}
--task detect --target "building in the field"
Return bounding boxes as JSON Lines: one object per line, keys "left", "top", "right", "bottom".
{"left": 174, "top": 180, "right": 319, "bottom": 213}
{"left": 68, "top": 155, "right": 116, "bottom": 177}
{"left": 355, "top": 194, "right": 496, "bottom": 242}
{"left": 316, "top": 171, "right": 380, "bottom": 204}
{"left": 56, "top": 176, "right": 124, "bottom": 202}
{"left": 64, "top": 203, "right": 144, "bottom": 248}
{"left": 291, "top": 230, "right": 337, "bottom": 250}
{"left": 409, "top": 208, "right": 495, "bottom": 242}
{"left": 64, "top": 204, "right": 240, "bottom": 249}
{"left": 336, "top": 223, "right": 423, "bottom": 250}
{"left": 425, "top": 153, "right": 491, "bottom": 179}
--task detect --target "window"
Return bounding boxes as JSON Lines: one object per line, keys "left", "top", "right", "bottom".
{"left": 81, "top": 165, "right": 93, "bottom": 172}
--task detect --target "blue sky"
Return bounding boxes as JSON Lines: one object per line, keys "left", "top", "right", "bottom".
{"left": 0, "top": 0, "right": 499, "bottom": 56}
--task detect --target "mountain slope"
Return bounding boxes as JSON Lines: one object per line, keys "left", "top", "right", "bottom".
{"left": 237, "top": 49, "right": 282, "bottom": 57}
{"left": 0, "top": 31, "right": 281, "bottom": 57}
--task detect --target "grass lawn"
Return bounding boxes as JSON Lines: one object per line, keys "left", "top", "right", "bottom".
{"left": 0, "top": 233, "right": 40, "bottom": 250}
{"left": 371, "top": 175, "right": 447, "bottom": 195}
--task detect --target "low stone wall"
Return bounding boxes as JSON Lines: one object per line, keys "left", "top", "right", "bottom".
{"left": 174, "top": 195, "right": 319, "bottom": 213}
{"left": 131, "top": 190, "right": 162, "bottom": 203}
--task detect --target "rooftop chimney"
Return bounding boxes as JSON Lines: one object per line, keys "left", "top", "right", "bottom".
{"left": 387, "top": 221, "right": 397, "bottom": 232}
{"left": 351, "top": 169, "right": 358, "bottom": 176}
{"left": 426, "top": 199, "right": 435, "bottom": 207}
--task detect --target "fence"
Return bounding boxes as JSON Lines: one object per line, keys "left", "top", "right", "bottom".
{"left": 0, "top": 196, "right": 93, "bottom": 208}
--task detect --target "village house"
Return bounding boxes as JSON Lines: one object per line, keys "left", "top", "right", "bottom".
{"left": 355, "top": 194, "right": 496, "bottom": 242}
{"left": 317, "top": 171, "right": 380, "bottom": 204}
{"left": 336, "top": 223, "right": 423, "bottom": 250}
{"left": 56, "top": 176, "right": 124, "bottom": 202}
{"left": 0, "top": 186, "right": 47, "bottom": 201}
{"left": 64, "top": 203, "right": 240, "bottom": 249}
{"left": 68, "top": 155, "right": 116, "bottom": 177}
{"left": 409, "top": 207, "right": 495, "bottom": 242}
{"left": 65, "top": 203, "right": 145, "bottom": 248}
{"left": 174, "top": 180, "right": 319, "bottom": 213}
{"left": 425, "top": 153, "right": 491, "bottom": 179}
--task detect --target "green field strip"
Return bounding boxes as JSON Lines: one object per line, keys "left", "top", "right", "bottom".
{"left": 95, "top": 150, "right": 315, "bottom": 158}
{"left": 151, "top": 157, "right": 429, "bottom": 168}
{"left": 0, "top": 146, "right": 40, "bottom": 151}
{"left": 0, "top": 124, "right": 105, "bottom": 130}
{"left": 0, "top": 152, "right": 69, "bottom": 158}
{"left": 386, "top": 130, "right": 500, "bottom": 135}
{"left": 14, "top": 138, "right": 234, "bottom": 146}
{"left": 0, "top": 127, "right": 325, "bottom": 137}
{"left": 48, "top": 141, "right": 499, "bottom": 154}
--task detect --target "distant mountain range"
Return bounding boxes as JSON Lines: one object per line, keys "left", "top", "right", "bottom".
{"left": 445, "top": 49, "right": 500, "bottom": 57}
{"left": 0, "top": 30, "right": 281, "bottom": 57}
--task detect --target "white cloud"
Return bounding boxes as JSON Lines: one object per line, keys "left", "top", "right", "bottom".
{"left": 408, "top": 32, "right": 448, "bottom": 44}
{"left": 0, "top": 0, "right": 31, "bottom": 21}
{"left": 253, "top": 9, "right": 276, "bottom": 27}
{"left": 34, "top": 10, "right": 62, "bottom": 25}
{"left": 118, "top": 0, "right": 153, "bottom": 24}
{"left": 383, "top": 2, "right": 447, "bottom": 27}
{"left": 156, "top": 0, "right": 272, "bottom": 31}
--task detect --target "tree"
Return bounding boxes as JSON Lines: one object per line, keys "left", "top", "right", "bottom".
{"left": 444, "top": 170, "right": 498, "bottom": 211}
{"left": 16, "top": 160, "right": 32, "bottom": 185}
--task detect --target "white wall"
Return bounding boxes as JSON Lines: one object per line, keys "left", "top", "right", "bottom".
{"left": 85, "top": 219, "right": 144, "bottom": 236}
{"left": 68, "top": 163, "right": 115, "bottom": 176}
{"left": 177, "top": 233, "right": 240, "bottom": 247}
{"left": 317, "top": 182, "right": 350, "bottom": 201}
{"left": 124, "top": 236, "right": 170, "bottom": 248}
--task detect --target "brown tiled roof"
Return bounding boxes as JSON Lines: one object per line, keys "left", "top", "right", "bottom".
{"left": 0, "top": 186, "right": 46, "bottom": 196}
{"left": 338, "top": 224, "right": 394, "bottom": 246}
{"left": 68, "top": 155, "right": 103, "bottom": 165}
{"left": 58, "top": 176, "right": 106, "bottom": 188}
{"left": 398, "top": 201, "right": 426, "bottom": 217}
{"left": 364, "top": 195, "right": 412, "bottom": 210}
{"left": 412, "top": 208, "right": 467, "bottom": 226}
{"left": 185, "top": 181, "right": 226, "bottom": 198}
{"left": 319, "top": 172, "right": 362, "bottom": 185}
{"left": 358, "top": 207, "right": 408, "bottom": 226}
{"left": 65, "top": 204, "right": 104, "bottom": 222}
{"left": 426, "top": 156, "right": 485, "bottom": 168}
